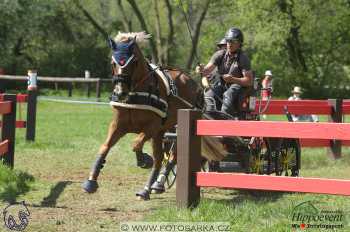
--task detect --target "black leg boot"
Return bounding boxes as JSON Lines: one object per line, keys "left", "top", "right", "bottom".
{"left": 136, "top": 151, "right": 154, "bottom": 169}
{"left": 136, "top": 168, "right": 160, "bottom": 200}
{"left": 82, "top": 156, "right": 105, "bottom": 193}
{"left": 151, "top": 160, "right": 176, "bottom": 193}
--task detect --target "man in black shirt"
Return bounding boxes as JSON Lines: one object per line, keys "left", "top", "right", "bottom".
{"left": 196, "top": 27, "right": 253, "bottom": 116}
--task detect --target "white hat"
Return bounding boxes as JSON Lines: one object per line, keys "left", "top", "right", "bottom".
{"left": 292, "top": 86, "right": 302, "bottom": 94}
{"left": 265, "top": 70, "right": 272, "bottom": 76}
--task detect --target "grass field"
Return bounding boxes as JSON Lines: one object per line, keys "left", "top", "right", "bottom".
{"left": 1, "top": 99, "right": 350, "bottom": 231}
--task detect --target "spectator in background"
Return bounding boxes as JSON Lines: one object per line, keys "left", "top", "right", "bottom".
{"left": 261, "top": 70, "right": 273, "bottom": 100}
{"left": 216, "top": 38, "right": 227, "bottom": 50}
{"left": 261, "top": 70, "right": 273, "bottom": 119}
{"left": 288, "top": 86, "right": 319, "bottom": 122}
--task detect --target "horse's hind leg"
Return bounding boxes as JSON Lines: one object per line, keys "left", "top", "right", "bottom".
{"left": 136, "top": 132, "right": 164, "bottom": 200}
{"left": 82, "top": 121, "right": 126, "bottom": 193}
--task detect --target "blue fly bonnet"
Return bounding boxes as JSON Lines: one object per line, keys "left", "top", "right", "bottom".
{"left": 108, "top": 38, "right": 135, "bottom": 68}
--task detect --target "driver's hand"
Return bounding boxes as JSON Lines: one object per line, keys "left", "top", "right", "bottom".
{"left": 195, "top": 64, "right": 204, "bottom": 74}
{"left": 201, "top": 77, "right": 210, "bottom": 88}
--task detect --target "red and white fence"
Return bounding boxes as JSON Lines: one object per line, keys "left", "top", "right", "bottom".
{"left": 176, "top": 109, "right": 350, "bottom": 208}
{"left": 0, "top": 90, "right": 37, "bottom": 141}
{"left": 256, "top": 99, "right": 350, "bottom": 158}
{"left": 0, "top": 94, "right": 17, "bottom": 168}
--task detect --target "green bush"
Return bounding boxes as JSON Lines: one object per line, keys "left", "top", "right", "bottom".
{"left": 0, "top": 163, "right": 34, "bottom": 203}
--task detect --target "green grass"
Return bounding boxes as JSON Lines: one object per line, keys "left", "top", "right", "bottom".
{"left": 0, "top": 99, "right": 349, "bottom": 231}
{"left": 146, "top": 149, "right": 350, "bottom": 231}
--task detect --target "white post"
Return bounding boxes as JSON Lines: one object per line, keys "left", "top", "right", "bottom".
{"left": 85, "top": 70, "right": 90, "bottom": 79}
{"left": 27, "top": 70, "right": 37, "bottom": 90}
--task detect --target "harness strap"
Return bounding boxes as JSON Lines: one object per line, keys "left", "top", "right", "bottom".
{"left": 110, "top": 91, "right": 168, "bottom": 118}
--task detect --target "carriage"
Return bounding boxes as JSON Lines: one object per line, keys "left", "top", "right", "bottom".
{"left": 152, "top": 80, "right": 301, "bottom": 192}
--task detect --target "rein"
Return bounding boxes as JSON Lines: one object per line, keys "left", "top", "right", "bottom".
{"left": 131, "top": 65, "right": 159, "bottom": 92}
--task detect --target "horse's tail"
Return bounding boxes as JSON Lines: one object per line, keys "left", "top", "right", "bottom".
{"left": 201, "top": 136, "right": 228, "bottom": 161}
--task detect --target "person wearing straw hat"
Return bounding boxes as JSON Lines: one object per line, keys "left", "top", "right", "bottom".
{"left": 288, "top": 86, "right": 318, "bottom": 122}
{"left": 288, "top": 86, "right": 302, "bottom": 101}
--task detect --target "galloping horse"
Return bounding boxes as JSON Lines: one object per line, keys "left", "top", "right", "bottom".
{"left": 82, "top": 32, "right": 225, "bottom": 200}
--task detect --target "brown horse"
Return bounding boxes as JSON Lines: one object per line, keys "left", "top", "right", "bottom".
{"left": 82, "top": 32, "right": 225, "bottom": 200}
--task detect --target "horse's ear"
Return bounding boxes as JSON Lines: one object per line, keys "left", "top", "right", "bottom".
{"left": 108, "top": 38, "right": 117, "bottom": 50}
{"left": 127, "top": 37, "right": 136, "bottom": 51}
{"left": 128, "top": 36, "right": 136, "bottom": 46}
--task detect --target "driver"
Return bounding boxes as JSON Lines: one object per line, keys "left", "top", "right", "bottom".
{"left": 196, "top": 27, "right": 253, "bottom": 116}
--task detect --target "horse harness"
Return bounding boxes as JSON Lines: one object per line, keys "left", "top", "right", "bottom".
{"left": 110, "top": 63, "right": 177, "bottom": 119}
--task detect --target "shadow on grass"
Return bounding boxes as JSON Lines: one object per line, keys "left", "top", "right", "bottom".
{"left": 0, "top": 171, "right": 35, "bottom": 204}
{"left": 40, "top": 181, "right": 72, "bottom": 207}
{"left": 210, "top": 189, "right": 288, "bottom": 207}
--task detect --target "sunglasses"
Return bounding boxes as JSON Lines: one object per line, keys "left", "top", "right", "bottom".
{"left": 226, "top": 39, "right": 240, "bottom": 44}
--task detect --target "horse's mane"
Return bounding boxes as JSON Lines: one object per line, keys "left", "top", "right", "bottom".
{"left": 114, "top": 31, "right": 151, "bottom": 43}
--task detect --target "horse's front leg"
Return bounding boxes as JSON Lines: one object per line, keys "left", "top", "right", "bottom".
{"left": 133, "top": 133, "right": 153, "bottom": 169}
{"left": 136, "top": 132, "right": 164, "bottom": 200}
{"left": 82, "top": 120, "right": 126, "bottom": 193}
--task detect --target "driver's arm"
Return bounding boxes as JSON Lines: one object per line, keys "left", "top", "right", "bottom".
{"left": 196, "top": 62, "right": 216, "bottom": 77}
{"left": 222, "top": 53, "right": 252, "bottom": 87}
{"left": 223, "top": 70, "right": 253, "bottom": 87}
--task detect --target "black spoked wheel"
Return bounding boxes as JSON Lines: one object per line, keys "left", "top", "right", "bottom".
{"left": 248, "top": 137, "right": 272, "bottom": 174}
{"left": 275, "top": 138, "right": 300, "bottom": 176}
{"left": 162, "top": 137, "right": 177, "bottom": 189}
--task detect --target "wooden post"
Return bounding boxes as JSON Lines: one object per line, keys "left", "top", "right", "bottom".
{"left": 96, "top": 79, "right": 101, "bottom": 99}
{"left": 68, "top": 82, "right": 73, "bottom": 97}
{"left": 86, "top": 83, "right": 91, "bottom": 98}
{"left": 176, "top": 109, "right": 202, "bottom": 208}
{"left": 1, "top": 94, "right": 16, "bottom": 168}
{"left": 26, "top": 90, "right": 37, "bottom": 141}
{"left": 328, "top": 99, "right": 342, "bottom": 159}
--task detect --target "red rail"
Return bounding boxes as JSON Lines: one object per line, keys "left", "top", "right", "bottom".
{"left": 0, "top": 94, "right": 28, "bottom": 129}
{"left": 0, "top": 121, "right": 26, "bottom": 128}
{"left": 0, "top": 140, "right": 9, "bottom": 157}
{"left": 197, "top": 120, "right": 350, "bottom": 140}
{"left": 300, "top": 139, "right": 350, "bottom": 147}
{"left": 0, "top": 101, "right": 11, "bottom": 115}
{"left": 197, "top": 172, "right": 350, "bottom": 196}
{"left": 255, "top": 99, "right": 350, "bottom": 115}
{"left": 0, "top": 93, "right": 28, "bottom": 103}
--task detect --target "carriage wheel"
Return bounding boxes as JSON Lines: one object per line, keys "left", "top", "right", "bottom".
{"left": 275, "top": 138, "right": 300, "bottom": 176}
{"left": 248, "top": 137, "right": 271, "bottom": 174}
{"left": 166, "top": 163, "right": 177, "bottom": 189}
{"left": 162, "top": 138, "right": 177, "bottom": 189}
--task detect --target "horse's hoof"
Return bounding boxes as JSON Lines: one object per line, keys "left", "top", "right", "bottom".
{"left": 82, "top": 180, "right": 98, "bottom": 193}
{"left": 136, "top": 189, "right": 150, "bottom": 200}
{"left": 137, "top": 153, "right": 153, "bottom": 169}
{"left": 151, "top": 181, "right": 165, "bottom": 194}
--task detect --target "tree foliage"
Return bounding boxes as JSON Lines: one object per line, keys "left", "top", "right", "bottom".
{"left": 0, "top": 0, "right": 349, "bottom": 97}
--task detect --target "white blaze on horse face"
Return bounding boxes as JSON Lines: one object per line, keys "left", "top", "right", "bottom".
{"left": 114, "top": 83, "right": 123, "bottom": 96}
{"left": 117, "top": 66, "right": 123, "bottom": 75}
{"left": 114, "top": 65, "right": 130, "bottom": 96}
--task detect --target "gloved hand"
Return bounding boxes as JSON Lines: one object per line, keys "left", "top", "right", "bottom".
{"left": 201, "top": 77, "right": 210, "bottom": 89}
{"left": 195, "top": 64, "right": 205, "bottom": 74}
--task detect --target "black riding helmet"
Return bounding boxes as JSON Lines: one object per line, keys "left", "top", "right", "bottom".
{"left": 225, "top": 27, "right": 243, "bottom": 44}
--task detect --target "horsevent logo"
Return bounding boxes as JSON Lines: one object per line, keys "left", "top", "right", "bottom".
{"left": 290, "top": 201, "right": 344, "bottom": 230}
{"left": 3, "top": 201, "right": 30, "bottom": 231}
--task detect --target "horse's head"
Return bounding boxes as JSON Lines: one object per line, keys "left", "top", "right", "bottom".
{"left": 109, "top": 37, "right": 138, "bottom": 99}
